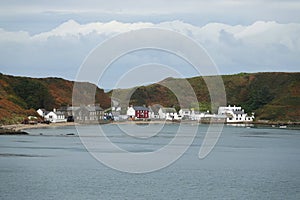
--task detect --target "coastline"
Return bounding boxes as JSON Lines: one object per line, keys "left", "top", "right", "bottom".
{"left": 1, "top": 122, "right": 77, "bottom": 132}
{"left": 1, "top": 120, "right": 300, "bottom": 134}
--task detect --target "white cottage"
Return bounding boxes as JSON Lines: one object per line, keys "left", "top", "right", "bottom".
{"left": 126, "top": 106, "right": 136, "bottom": 119}
{"left": 37, "top": 108, "right": 48, "bottom": 117}
{"left": 44, "top": 109, "right": 67, "bottom": 123}
{"left": 190, "top": 109, "right": 206, "bottom": 121}
{"left": 158, "top": 107, "right": 181, "bottom": 120}
{"left": 218, "top": 105, "right": 254, "bottom": 123}
{"left": 148, "top": 105, "right": 161, "bottom": 119}
{"left": 179, "top": 109, "right": 191, "bottom": 119}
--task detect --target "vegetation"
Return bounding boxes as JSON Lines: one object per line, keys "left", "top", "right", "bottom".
{"left": 0, "top": 74, "right": 111, "bottom": 124}
{"left": 125, "top": 72, "right": 300, "bottom": 122}
{"left": 11, "top": 77, "right": 55, "bottom": 110}
{"left": 0, "top": 72, "right": 299, "bottom": 124}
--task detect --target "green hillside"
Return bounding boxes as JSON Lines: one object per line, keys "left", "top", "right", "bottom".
{"left": 113, "top": 72, "right": 300, "bottom": 122}
{"left": 0, "top": 72, "right": 299, "bottom": 124}
{"left": 0, "top": 73, "right": 111, "bottom": 124}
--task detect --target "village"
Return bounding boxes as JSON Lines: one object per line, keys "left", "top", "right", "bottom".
{"left": 35, "top": 104, "right": 255, "bottom": 124}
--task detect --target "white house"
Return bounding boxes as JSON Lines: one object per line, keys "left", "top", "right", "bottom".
{"left": 179, "top": 109, "right": 191, "bottom": 119}
{"left": 158, "top": 107, "right": 181, "bottom": 120}
{"left": 148, "top": 105, "right": 161, "bottom": 119}
{"left": 37, "top": 108, "right": 48, "bottom": 118}
{"left": 126, "top": 106, "right": 136, "bottom": 119}
{"left": 218, "top": 105, "right": 254, "bottom": 123}
{"left": 190, "top": 109, "right": 206, "bottom": 121}
{"left": 44, "top": 109, "right": 67, "bottom": 123}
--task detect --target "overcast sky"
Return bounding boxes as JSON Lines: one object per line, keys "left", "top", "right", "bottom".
{"left": 0, "top": 0, "right": 299, "bottom": 89}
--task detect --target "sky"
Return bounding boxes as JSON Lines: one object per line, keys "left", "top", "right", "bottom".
{"left": 0, "top": 0, "right": 300, "bottom": 89}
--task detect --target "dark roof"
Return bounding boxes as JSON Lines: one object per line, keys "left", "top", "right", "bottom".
{"left": 133, "top": 106, "right": 149, "bottom": 111}
{"left": 67, "top": 106, "right": 80, "bottom": 111}
{"left": 55, "top": 111, "right": 65, "bottom": 115}
{"left": 233, "top": 110, "right": 245, "bottom": 114}
{"left": 160, "top": 107, "right": 176, "bottom": 113}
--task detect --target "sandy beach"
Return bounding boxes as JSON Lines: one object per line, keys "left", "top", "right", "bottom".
{"left": 1, "top": 122, "right": 77, "bottom": 132}
{"left": 0, "top": 120, "right": 185, "bottom": 132}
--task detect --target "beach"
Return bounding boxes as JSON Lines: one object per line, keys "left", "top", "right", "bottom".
{"left": 0, "top": 122, "right": 77, "bottom": 132}
{"left": 1, "top": 119, "right": 300, "bottom": 134}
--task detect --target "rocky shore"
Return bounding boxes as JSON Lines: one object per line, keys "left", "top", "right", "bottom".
{"left": 0, "top": 122, "right": 77, "bottom": 134}
{"left": 0, "top": 127, "right": 28, "bottom": 135}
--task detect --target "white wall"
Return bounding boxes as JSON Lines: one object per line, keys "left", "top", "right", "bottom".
{"left": 45, "top": 112, "right": 66, "bottom": 123}
{"left": 127, "top": 107, "right": 135, "bottom": 117}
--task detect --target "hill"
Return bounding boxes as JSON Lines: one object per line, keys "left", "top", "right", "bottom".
{"left": 0, "top": 73, "right": 111, "bottom": 124}
{"left": 112, "top": 72, "right": 300, "bottom": 122}
{"left": 0, "top": 72, "right": 299, "bottom": 124}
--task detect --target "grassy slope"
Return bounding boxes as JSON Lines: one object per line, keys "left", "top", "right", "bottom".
{"left": 0, "top": 72, "right": 299, "bottom": 124}
{"left": 220, "top": 72, "right": 299, "bottom": 121}
{"left": 0, "top": 74, "right": 111, "bottom": 124}
{"left": 113, "top": 72, "right": 300, "bottom": 122}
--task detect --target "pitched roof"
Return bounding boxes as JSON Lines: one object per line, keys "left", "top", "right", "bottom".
{"left": 133, "top": 106, "right": 149, "bottom": 111}
{"left": 233, "top": 110, "right": 245, "bottom": 114}
{"left": 55, "top": 111, "right": 65, "bottom": 115}
{"left": 160, "top": 107, "right": 176, "bottom": 113}
{"left": 67, "top": 106, "right": 80, "bottom": 111}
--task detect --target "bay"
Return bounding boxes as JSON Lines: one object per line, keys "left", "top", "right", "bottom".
{"left": 0, "top": 124, "right": 299, "bottom": 200}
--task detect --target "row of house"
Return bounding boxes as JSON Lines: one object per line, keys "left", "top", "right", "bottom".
{"left": 37, "top": 105, "right": 105, "bottom": 123}
{"left": 218, "top": 105, "right": 254, "bottom": 123}
{"left": 126, "top": 106, "right": 181, "bottom": 121}
{"left": 37, "top": 104, "right": 254, "bottom": 123}
{"left": 122, "top": 104, "right": 254, "bottom": 123}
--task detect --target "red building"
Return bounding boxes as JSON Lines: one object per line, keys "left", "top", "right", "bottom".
{"left": 133, "top": 106, "right": 149, "bottom": 119}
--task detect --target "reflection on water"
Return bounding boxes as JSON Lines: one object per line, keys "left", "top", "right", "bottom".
{"left": 0, "top": 124, "right": 299, "bottom": 200}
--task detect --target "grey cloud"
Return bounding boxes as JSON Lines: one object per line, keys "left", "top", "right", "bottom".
{"left": 0, "top": 20, "right": 300, "bottom": 89}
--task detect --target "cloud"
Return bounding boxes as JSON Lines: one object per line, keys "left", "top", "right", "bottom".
{"left": 0, "top": 20, "right": 299, "bottom": 88}
{"left": 32, "top": 20, "right": 155, "bottom": 41}
{"left": 1, "top": 0, "right": 300, "bottom": 32}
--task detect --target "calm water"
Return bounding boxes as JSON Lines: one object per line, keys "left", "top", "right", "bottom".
{"left": 0, "top": 124, "right": 300, "bottom": 200}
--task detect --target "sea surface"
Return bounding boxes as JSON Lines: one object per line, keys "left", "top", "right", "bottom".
{"left": 0, "top": 124, "right": 300, "bottom": 200}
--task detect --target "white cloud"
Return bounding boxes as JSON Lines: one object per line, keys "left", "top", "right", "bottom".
{"left": 1, "top": 0, "right": 300, "bottom": 30}
{"left": 0, "top": 20, "right": 299, "bottom": 87}
{"left": 32, "top": 20, "right": 155, "bottom": 41}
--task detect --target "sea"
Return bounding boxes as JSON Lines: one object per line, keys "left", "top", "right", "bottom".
{"left": 0, "top": 124, "right": 299, "bottom": 200}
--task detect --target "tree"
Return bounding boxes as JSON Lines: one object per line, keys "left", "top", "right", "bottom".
{"left": 244, "top": 86, "right": 274, "bottom": 113}
{"left": 12, "top": 78, "right": 55, "bottom": 110}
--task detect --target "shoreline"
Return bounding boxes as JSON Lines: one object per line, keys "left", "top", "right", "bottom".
{"left": 1, "top": 120, "right": 300, "bottom": 133}
{"left": 1, "top": 122, "right": 77, "bottom": 132}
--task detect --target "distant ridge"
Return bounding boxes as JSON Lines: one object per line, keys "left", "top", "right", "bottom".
{"left": 0, "top": 72, "right": 299, "bottom": 124}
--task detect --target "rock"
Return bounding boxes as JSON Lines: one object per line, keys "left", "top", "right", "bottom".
{"left": 0, "top": 128, "right": 29, "bottom": 135}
